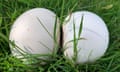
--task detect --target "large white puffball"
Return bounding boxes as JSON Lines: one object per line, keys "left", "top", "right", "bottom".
{"left": 63, "top": 11, "right": 109, "bottom": 63}
{"left": 9, "top": 8, "right": 59, "bottom": 61}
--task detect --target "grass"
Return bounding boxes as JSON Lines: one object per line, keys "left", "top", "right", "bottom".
{"left": 0, "top": 0, "right": 120, "bottom": 72}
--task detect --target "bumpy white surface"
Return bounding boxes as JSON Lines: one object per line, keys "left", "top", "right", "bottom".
{"left": 9, "top": 8, "right": 59, "bottom": 60}
{"left": 63, "top": 11, "right": 109, "bottom": 63}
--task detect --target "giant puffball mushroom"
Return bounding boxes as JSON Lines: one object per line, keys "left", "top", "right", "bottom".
{"left": 63, "top": 11, "right": 109, "bottom": 63}
{"left": 9, "top": 8, "right": 60, "bottom": 64}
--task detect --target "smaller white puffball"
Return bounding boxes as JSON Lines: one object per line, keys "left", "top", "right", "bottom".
{"left": 63, "top": 11, "right": 109, "bottom": 63}
{"left": 9, "top": 8, "right": 60, "bottom": 63}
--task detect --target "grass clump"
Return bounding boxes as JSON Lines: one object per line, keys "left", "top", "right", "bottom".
{"left": 0, "top": 0, "right": 120, "bottom": 72}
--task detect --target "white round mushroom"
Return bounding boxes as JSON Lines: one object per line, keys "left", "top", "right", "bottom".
{"left": 9, "top": 8, "right": 60, "bottom": 63}
{"left": 63, "top": 11, "right": 109, "bottom": 63}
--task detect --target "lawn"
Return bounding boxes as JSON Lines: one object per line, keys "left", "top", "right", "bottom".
{"left": 0, "top": 0, "right": 120, "bottom": 72}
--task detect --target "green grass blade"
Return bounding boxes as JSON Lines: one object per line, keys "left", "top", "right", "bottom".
{"left": 37, "top": 17, "right": 53, "bottom": 39}
{"left": 78, "top": 14, "right": 84, "bottom": 40}
{"left": 73, "top": 17, "right": 77, "bottom": 62}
